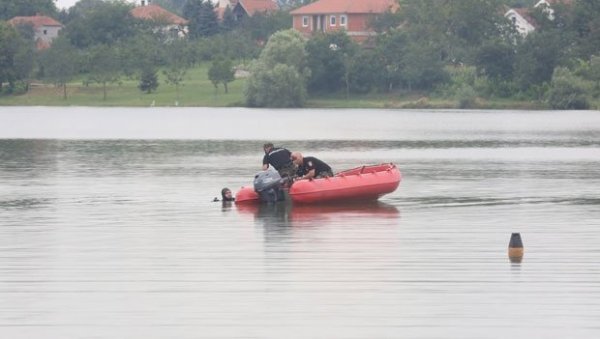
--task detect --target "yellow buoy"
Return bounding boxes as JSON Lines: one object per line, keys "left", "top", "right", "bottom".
{"left": 508, "top": 233, "right": 524, "bottom": 263}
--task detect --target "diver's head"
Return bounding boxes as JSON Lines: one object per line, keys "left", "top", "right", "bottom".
{"left": 221, "top": 188, "right": 234, "bottom": 201}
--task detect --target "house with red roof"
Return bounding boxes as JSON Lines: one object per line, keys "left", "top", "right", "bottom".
{"left": 504, "top": 0, "right": 573, "bottom": 36}
{"left": 130, "top": 1, "right": 188, "bottom": 38}
{"left": 8, "top": 15, "right": 63, "bottom": 50}
{"left": 290, "top": 0, "right": 398, "bottom": 43}
{"left": 216, "top": 0, "right": 278, "bottom": 21}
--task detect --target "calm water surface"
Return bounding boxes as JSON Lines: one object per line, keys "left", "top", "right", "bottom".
{"left": 1, "top": 107, "right": 600, "bottom": 338}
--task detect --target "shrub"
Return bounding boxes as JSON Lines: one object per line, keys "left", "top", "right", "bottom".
{"left": 547, "top": 68, "right": 590, "bottom": 109}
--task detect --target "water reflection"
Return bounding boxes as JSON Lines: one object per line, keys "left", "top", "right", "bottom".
{"left": 237, "top": 201, "right": 400, "bottom": 229}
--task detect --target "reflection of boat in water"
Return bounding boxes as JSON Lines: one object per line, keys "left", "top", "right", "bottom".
{"left": 237, "top": 201, "right": 400, "bottom": 224}
{"left": 236, "top": 163, "right": 401, "bottom": 205}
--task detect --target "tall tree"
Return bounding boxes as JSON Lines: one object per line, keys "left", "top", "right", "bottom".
{"left": 208, "top": 58, "right": 235, "bottom": 93}
{"left": 41, "top": 37, "right": 80, "bottom": 99}
{"left": 61, "top": 0, "right": 137, "bottom": 48}
{"left": 0, "top": 0, "right": 57, "bottom": 20}
{"left": 0, "top": 22, "right": 34, "bottom": 92}
{"left": 305, "top": 31, "right": 357, "bottom": 94}
{"left": 163, "top": 40, "right": 190, "bottom": 103}
{"left": 183, "top": 0, "right": 219, "bottom": 39}
{"left": 86, "top": 44, "right": 123, "bottom": 100}
{"left": 245, "top": 29, "right": 308, "bottom": 107}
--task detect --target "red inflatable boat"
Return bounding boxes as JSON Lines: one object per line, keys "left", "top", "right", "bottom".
{"left": 235, "top": 163, "right": 401, "bottom": 204}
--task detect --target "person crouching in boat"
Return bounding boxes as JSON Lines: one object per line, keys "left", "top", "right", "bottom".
{"left": 291, "top": 152, "right": 333, "bottom": 180}
{"left": 262, "top": 142, "right": 296, "bottom": 184}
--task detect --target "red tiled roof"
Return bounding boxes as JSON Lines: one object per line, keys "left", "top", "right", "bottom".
{"left": 130, "top": 4, "right": 188, "bottom": 25}
{"left": 290, "top": 0, "right": 398, "bottom": 15}
{"left": 237, "top": 0, "right": 278, "bottom": 16}
{"left": 8, "top": 15, "right": 63, "bottom": 29}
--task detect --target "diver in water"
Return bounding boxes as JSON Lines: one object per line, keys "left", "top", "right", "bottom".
{"left": 213, "top": 187, "right": 235, "bottom": 202}
{"left": 221, "top": 187, "right": 235, "bottom": 202}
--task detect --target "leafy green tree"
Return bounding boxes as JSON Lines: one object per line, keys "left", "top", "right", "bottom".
{"left": 40, "top": 37, "right": 80, "bottom": 99}
{"left": 568, "top": 0, "right": 600, "bottom": 59}
{"left": 220, "top": 6, "right": 237, "bottom": 32}
{"left": 183, "top": 0, "right": 219, "bottom": 39}
{"left": 244, "top": 29, "right": 308, "bottom": 107}
{"left": 238, "top": 11, "right": 292, "bottom": 43}
{"left": 208, "top": 59, "right": 235, "bottom": 93}
{"left": 475, "top": 40, "right": 516, "bottom": 81}
{"left": 547, "top": 67, "right": 590, "bottom": 109}
{"left": 305, "top": 31, "right": 356, "bottom": 94}
{"left": 348, "top": 49, "right": 385, "bottom": 94}
{"left": 245, "top": 62, "right": 307, "bottom": 107}
{"left": 61, "top": 0, "right": 137, "bottom": 48}
{"left": 402, "top": 41, "right": 449, "bottom": 91}
{"left": 375, "top": 29, "right": 408, "bottom": 91}
{"left": 163, "top": 40, "right": 190, "bottom": 103}
{"left": 85, "top": 44, "right": 123, "bottom": 100}
{"left": 0, "top": 0, "right": 57, "bottom": 20}
{"left": 514, "top": 31, "right": 563, "bottom": 89}
{"left": 138, "top": 68, "right": 159, "bottom": 94}
{"left": 0, "top": 22, "right": 34, "bottom": 93}
{"left": 398, "top": 0, "right": 514, "bottom": 63}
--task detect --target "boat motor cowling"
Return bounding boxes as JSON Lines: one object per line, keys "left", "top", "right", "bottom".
{"left": 253, "top": 167, "right": 285, "bottom": 203}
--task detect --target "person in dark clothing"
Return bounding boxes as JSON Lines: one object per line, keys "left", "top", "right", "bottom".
{"left": 221, "top": 187, "right": 235, "bottom": 202}
{"left": 262, "top": 142, "right": 296, "bottom": 179}
{"left": 291, "top": 152, "right": 333, "bottom": 180}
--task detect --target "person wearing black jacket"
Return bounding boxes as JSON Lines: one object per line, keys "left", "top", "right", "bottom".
{"left": 291, "top": 152, "right": 333, "bottom": 180}
{"left": 262, "top": 142, "right": 296, "bottom": 179}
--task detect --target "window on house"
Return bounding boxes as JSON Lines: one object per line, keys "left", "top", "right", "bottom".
{"left": 511, "top": 17, "right": 516, "bottom": 24}
{"left": 340, "top": 15, "right": 347, "bottom": 26}
{"left": 302, "top": 16, "right": 309, "bottom": 27}
{"left": 330, "top": 15, "right": 336, "bottom": 26}
{"left": 43, "top": 29, "right": 48, "bottom": 35}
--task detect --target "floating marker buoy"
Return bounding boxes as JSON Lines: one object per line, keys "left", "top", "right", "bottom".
{"left": 508, "top": 233, "right": 524, "bottom": 263}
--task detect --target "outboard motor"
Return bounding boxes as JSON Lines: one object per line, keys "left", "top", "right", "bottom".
{"left": 253, "top": 167, "right": 285, "bottom": 203}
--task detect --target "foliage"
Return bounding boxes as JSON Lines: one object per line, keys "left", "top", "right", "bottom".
{"left": 138, "top": 68, "right": 159, "bottom": 94}
{"left": 0, "top": 22, "right": 34, "bottom": 93}
{"left": 457, "top": 85, "right": 477, "bottom": 109}
{"left": 0, "top": 0, "right": 57, "bottom": 20}
{"left": 183, "top": 0, "right": 219, "bottom": 39}
{"left": 547, "top": 67, "right": 590, "bottom": 109}
{"left": 244, "top": 29, "right": 308, "bottom": 107}
{"left": 61, "top": 0, "right": 137, "bottom": 48}
{"left": 245, "top": 62, "right": 307, "bottom": 107}
{"left": 348, "top": 49, "right": 385, "bottom": 94}
{"left": 85, "top": 44, "right": 123, "bottom": 100}
{"left": 40, "top": 37, "right": 81, "bottom": 99}
{"left": 163, "top": 40, "right": 191, "bottom": 102}
{"left": 237, "top": 11, "right": 292, "bottom": 43}
{"left": 402, "top": 41, "right": 449, "bottom": 91}
{"left": 514, "top": 31, "right": 563, "bottom": 90}
{"left": 375, "top": 29, "right": 408, "bottom": 91}
{"left": 305, "top": 31, "right": 356, "bottom": 94}
{"left": 208, "top": 59, "right": 235, "bottom": 93}
{"left": 475, "top": 40, "right": 516, "bottom": 81}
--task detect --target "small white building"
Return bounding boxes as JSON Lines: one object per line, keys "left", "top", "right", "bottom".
{"left": 8, "top": 15, "right": 63, "bottom": 50}
{"left": 505, "top": 8, "right": 536, "bottom": 36}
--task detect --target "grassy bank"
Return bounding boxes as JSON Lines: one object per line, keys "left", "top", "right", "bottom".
{"left": 1, "top": 63, "right": 596, "bottom": 109}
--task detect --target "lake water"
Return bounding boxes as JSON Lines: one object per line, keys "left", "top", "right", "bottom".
{"left": 1, "top": 107, "right": 599, "bottom": 339}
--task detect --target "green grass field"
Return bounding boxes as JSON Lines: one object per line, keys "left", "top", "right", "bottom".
{"left": 1, "top": 63, "right": 597, "bottom": 109}
{"left": 0, "top": 64, "right": 246, "bottom": 107}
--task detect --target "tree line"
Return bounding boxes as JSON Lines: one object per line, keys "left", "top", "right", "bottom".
{"left": 1, "top": 0, "right": 599, "bottom": 108}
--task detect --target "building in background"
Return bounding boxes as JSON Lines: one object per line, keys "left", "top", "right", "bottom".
{"left": 8, "top": 15, "right": 63, "bottom": 50}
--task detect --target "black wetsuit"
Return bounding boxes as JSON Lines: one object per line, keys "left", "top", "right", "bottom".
{"left": 297, "top": 156, "right": 333, "bottom": 178}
